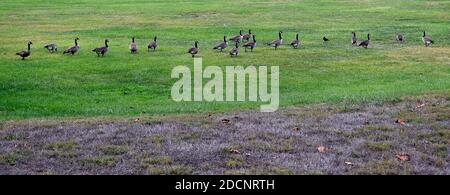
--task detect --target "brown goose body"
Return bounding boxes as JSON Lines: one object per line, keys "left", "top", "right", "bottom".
{"left": 351, "top": 32, "right": 357, "bottom": 45}
{"left": 148, "top": 36, "right": 157, "bottom": 51}
{"left": 422, "top": 31, "right": 434, "bottom": 47}
{"left": 396, "top": 33, "right": 404, "bottom": 42}
{"left": 243, "top": 35, "right": 257, "bottom": 52}
{"left": 267, "top": 31, "right": 283, "bottom": 50}
{"left": 290, "top": 33, "right": 300, "bottom": 48}
{"left": 229, "top": 30, "right": 243, "bottom": 43}
{"left": 16, "top": 41, "right": 32, "bottom": 60}
{"left": 63, "top": 38, "right": 80, "bottom": 55}
{"left": 213, "top": 36, "right": 228, "bottom": 52}
{"left": 44, "top": 43, "right": 57, "bottom": 52}
{"left": 229, "top": 42, "right": 239, "bottom": 57}
{"left": 358, "top": 34, "right": 370, "bottom": 48}
{"left": 92, "top": 39, "right": 109, "bottom": 57}
{"left": 129, "top": 37, "right": 137, "bottom": 53}
{"left": 188, "top": 41, "right": 199, "bottom": 57}
{"left": 242, "top": 29, "right": 252, "bottom": 41}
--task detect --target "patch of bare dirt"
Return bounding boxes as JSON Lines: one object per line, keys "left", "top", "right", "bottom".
{"left": 0, "top": 93, "right": 448, "bottom": 175}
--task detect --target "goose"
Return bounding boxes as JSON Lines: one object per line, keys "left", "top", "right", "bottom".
{"left": 229, "top": 30, "right": 243, "bottom": 43}
{"left": 242, "top": 29, "right": 252, "bottom": 42}
{"left": 358, "top": 34, "right": 370, "bottom": 48}
{"left": 63, "top": 37, "right": 80, "bottom": 55}
{"left": 229, "top": 42, "right": 239, "bottom": 57}
{"left": 129, "top": 37, "right": 137, "bottom": 53}
{"left": 351, "top": 32, "right": 357, "bottom": 45}
{"left": 148, "top": 36, "right": 157, "bottom": 51}
{"left": 323, "top": 36, "right": 329, "bottom": 42}
{"left": 290, "top": 33, "right": 300, "bottom": 49}
{"left": 243, "top": 35, "right": 257, "bottom": 52}
{"left": 213, "top": 36, "right": 228, "bottom": 52}
{"left": 92, "top": 39, "right": 109, "bottom": 57}
{"left": 396, "top": 33, "right": 404, "bottom": 42}
{"left": 188, "top": 41, "right": 199, "bottom": 57}
{"left": 16, "top": 41, "right": 32, "bottom": 60}
{"left": 267, "top": 31, "right": 283, "bottom": 50}
{"left": 422, "top": 31, "right": 434, "bottom": 47}
{"left": 44, "top": 43, "right": 57, "bottom": 53}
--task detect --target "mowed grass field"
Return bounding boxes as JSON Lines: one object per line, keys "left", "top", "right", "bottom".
{"left": 0, "top": 0, "right": 449, "bottom": 120}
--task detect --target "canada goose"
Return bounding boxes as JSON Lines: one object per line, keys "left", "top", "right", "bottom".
{"left": 188, "top": 41, "right": 199, "bottom": 57}
{"left": 267, "top": 31, "right": 283, "bottom": 50}
{"left": 359, "top": 34, "right": 370, "bottom": 48}
{"left": 242, "top": 29, "right": 252, "bottom": 41}
{"left": 243, "top": 35, "right": 257, "bottom": 52}
{"left": 129, "top": 37, "right": 137, "bottom": 53}
{"left": 16, "top": 41, "right": 32, "bottom": 60}
{"left": 396, "top": 33, "right": 404, "bottom": 42}
{"left": 351, "top": 32, "right": 357, "bottom": 45}
{"left": 290, "top": 33, "right": 300, "bottom": 49}
{"left": 63, "top": 37, "right": 80, "bottom": 55}
{"left": 323, "top": 36, "right": 329, "bottom": 42}
{"left": 44, "top": 43, "right": 57, "bottom": 53}
{"left": 213, "top": 36, "right": 228, "bottom": 52}
{"left": 229, "top": 30, "right": 243, "bottom": 43}
{"left": 92, "top": 39, "right": 109, "bottom": 57}
{"left": 148, "top": 36, "right": 157, "bottom": 51}
{"left": 229, "top": 42, "right": 239, "bottom": 57}
{"left": 422, "top": 31, "right": 434, "bottom": 47}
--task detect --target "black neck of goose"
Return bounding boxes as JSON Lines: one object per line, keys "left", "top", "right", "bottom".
{"left": 235, "top": 42, "right": 238, "bottom": 48}
{"left": 253, "top": 35, "right": 256, "bottom": 42}
{"left": 195, "top": 42, "right": 198, "bottom": 48}
{"left": 28, "top": 43, "right": 31, "bottom": 51}
{"left": 279, "top": 32, "right": 282, "bottom": 40}
{"left": 296, "top": 34, "right": 299, "bottom": 40}
{"left": 132, "top": 37, "right": 135, "bottom": 43}
{"left": 224, "top": 36, "right": 226, "bottom": 42}
{"left": 75, "top": 38, "right": 78, "bottom": 46}
{"left": 105, "top": 40, "right": 108, "bottom": 47}
{"left": 240, "top": 30, "right": 242, "bottom": 35}
{"left": 249, "top": 29, "right": 251, "bottom": 34}
{"left": 423, "top": 31, "right": 426, "bottom": 37}
{"left": 154, "top": 37, "right": 157, "bottom": 42}
{"left": 368, "top": 34, "right": 370, "bottom": 40}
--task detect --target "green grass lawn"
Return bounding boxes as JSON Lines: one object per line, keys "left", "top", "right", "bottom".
{"left": 0, "top": 0, "right": 449, "bottom": 120}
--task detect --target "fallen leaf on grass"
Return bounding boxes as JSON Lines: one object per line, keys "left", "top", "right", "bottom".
{"left": 317, "top": 146, "right": 326, "bottom": 153}
{"left": 229, "top": 149, "right": 240, "bottom": 154}
{"left": 344, "top": 161, "right": 354, "bottom": 166}
{"left": 221, "top": 119, "right": 231, "bottom": 124}
{"left": 416, "top": 100, "right": 426, "bottom": 108}
{"left": 395, "top": 118, "right": 405, "bottom": 125}
{"left": 396, "top": 154, "right": 410, "bottom": 161}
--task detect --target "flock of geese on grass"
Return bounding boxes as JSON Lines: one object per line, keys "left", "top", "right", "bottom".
{"left": 15, "top": 30, "right": 435, "bottom": 60}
